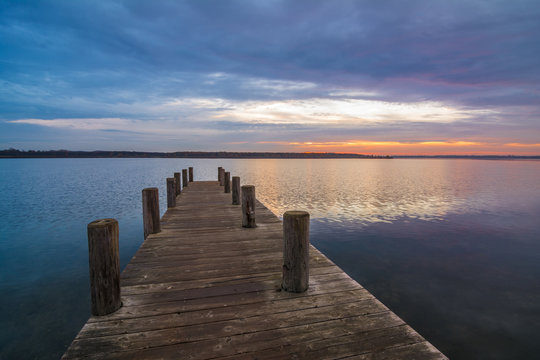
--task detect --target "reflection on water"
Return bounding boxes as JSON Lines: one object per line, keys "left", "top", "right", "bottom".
{"left": 311, "top": 213, "right": 540, "bottom": 359}
{"left": 0, "top": 158, "right": 539, "bottom": 359}
{"left": 230, "top": 159, "right": 537, "bottom": 224}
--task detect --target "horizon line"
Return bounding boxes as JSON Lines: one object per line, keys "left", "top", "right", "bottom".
{"left": 1, "top": 149, "right": 539, "bottom": 159}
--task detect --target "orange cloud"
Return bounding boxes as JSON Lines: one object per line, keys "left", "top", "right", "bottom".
{"left": 289, "top": 140, "right": 483, "bottom": 149}
{"left": 504, "top": 143, "right": 540, "bottom": 147}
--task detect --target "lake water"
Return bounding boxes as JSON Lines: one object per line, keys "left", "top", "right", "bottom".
{"left": 0, "top": 158, "right": 539, "bottom": 359}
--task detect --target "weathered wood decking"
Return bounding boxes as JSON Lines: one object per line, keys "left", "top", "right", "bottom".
{"left": 63, "top": 181, "right": 447, "bottom": 359}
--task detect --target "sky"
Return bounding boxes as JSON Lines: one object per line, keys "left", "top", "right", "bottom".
{"left": 1, "top": 0, "right": 539, "bottom": 155}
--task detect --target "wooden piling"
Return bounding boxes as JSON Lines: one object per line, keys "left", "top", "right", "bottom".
{"left": 224, "top": 172, "right": 231, "bottom": 193}
{"left": 174, "top": 172, "right": 181, "bottom": 196}
{"left": 232, "top": 176, "right": 240, "bottom": 205}
{"left": 189, "top": 167, "right": 193, "bottom": 182}
{"left": 241, "top": 185, "right": 256, "bottom": 228}
{"left": 87, "top": 218, "right": 121, "bottom": 316}
{"left": 219, "top": 168, "right": 225, "bottom": 186}
{"left": 142, "top": 187, "right": 160, "bottom": 239}
{"left": 282, "top": 211, "right": 310, "bottom": 292}
{"left": 218, "top": 167, "right": 222, "bottom": 182}
{"left": 182, "top": 169, "right": 188, "bottom": 188}
{"left": 166, "top": 178, "right": 176, "bottom": 208}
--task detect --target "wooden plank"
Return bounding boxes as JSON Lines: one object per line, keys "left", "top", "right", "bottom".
{"left": 63, "top": 181, "right": 447, "bottom": 360}
{"left": 79, "top": 289, "right": 375, "bottom": 337}
{"left": 214, "top": 325, "right": 432, "bottom": 360}
{"left": 65, "top": 312, "right": 404, "bottom": 358}
{"left": 120, "top": 266, "right": 346, "bottom": 296}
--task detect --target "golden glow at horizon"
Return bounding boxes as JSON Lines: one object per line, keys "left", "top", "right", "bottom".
{"left": 257, "top": 140, "right": 540, "bottom": 155}
{"left": 287, "top": 140, "right": 483, "bottom": 147}
{"left": 505, "top": 143, "right": 540, "bottom": 147}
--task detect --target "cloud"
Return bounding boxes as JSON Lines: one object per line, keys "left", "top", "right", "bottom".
{"left": 0, "top": 0, "right": 539, "bottom": 153}
{"left": 8, "top": 118, "right": 137, "bottom": 131}
{"left": 287, "top": 140, "right": 484, "bottom": 148}
{"left": 504, "top": 143, "right": 540, "bottom": 148}
{"left": 9, "top": 94, "right": 497, "bottom": 133}
{"left": 214, "top": 98, "right": 497, "bottom": 126}
{"left": 7, "top": 118, "right": 217, "bottom": 138}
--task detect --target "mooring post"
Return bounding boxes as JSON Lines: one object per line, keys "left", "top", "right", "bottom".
{"left": 174, "top": 172, "right": 181, "bottom": 196}
{"left": 219, "top": 168, "right": 225, "bottom": 186}
{"left": 87, "top": 218, "right": 122, "bottom": 316}
{"left": 282, "top": 211, "right": 310, "bottom": 293}
{"left": 182, "top": 169, "right": 188, "bottom": 188}
{"left": 142, "top": 187, "right": 161, "bottom": 239}
{"left": 241, "top": 185, "right": 256, "bottom": 228}
{"left": 189, "top": 167, "right": 193, "bottom": 182}
{"left": 224, "top": 172, "right": 231, "bottom": 193}
{"left": 232, "top": 176, "right": 240, "bottom": 205}
{"left": 218, "top": 167, "right": 223, "bottom": 182}
{"left": 166, "top": 177, "right": 176, "bottom": 208}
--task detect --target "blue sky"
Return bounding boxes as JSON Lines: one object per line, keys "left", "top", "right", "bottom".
{"left": 1, "top": 0, "right": 539, "bottom": 154}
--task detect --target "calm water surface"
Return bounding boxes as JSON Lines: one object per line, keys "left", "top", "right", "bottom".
{"left": 0, "top": 158, "right": 539, "bottom": 359}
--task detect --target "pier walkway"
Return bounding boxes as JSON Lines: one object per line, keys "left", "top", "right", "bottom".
{"left": 63, "top": 181, "right": 446, "bottom": 359}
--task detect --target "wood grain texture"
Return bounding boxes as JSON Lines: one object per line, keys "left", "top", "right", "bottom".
{"left": 182, "top": 169, "right": 188, "bottom": 188}
{"left": 219, "top": 167, "right": 225, "bottom": 186}
{"left": 224, "top": 171, "right": 231, "bottom": 193}
{"left": 87, "top": 219, "right": 121, "bottom": 316}
{"left": 282, "top": 210, "right": 310, "bottom": 292}
{"left": 241, "top": 185, "right": 256, "bottom": 228}
{"left": 166, "top": 177, "right": 176, "bottom": 208}
{"left": 232, "top": 176, "right": 240, "bottom": 205}
{"left": 173, "top": 172, "right": 181, "bottom": 195}
{"left": 141, "top": 188, "right": 160, "bottom": 239}
{"left": 63, "top": 181, "right": 447, "bottom": 360}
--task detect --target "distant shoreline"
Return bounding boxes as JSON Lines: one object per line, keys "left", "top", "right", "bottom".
{"left": 0, "top": 149, "right": 390, "bottom": 159}
{"left": 1, "top": 149, "right": 539, "bottom": 159}
{"left": 393, "top": 155, "right": 540, "bottom": 160}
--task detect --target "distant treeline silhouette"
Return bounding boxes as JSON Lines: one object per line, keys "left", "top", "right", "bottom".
{"left": 393, "top": 155, "right": 540, "bottom": 159}
{"left": 0, "top": 149, "right": 392, "bottom": 159}
{"left": 3, "top": 149, "right": 537, "bottom": 159}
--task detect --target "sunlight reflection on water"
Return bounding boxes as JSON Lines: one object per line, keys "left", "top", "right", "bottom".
{"left": 223, "top": 159, "right": 535, "bottom": 226}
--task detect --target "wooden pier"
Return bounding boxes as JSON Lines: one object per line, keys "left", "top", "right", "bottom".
{"left": 63, "top": 180, "right": 447, "bottom": 359}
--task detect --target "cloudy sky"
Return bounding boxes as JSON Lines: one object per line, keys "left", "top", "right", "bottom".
{"left": 1, "top": 0, "right": 539, "bottom": 155}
